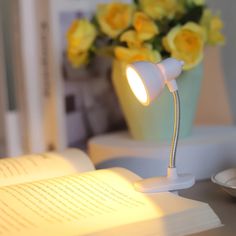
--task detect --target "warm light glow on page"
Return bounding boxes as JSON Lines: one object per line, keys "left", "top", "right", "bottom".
{"left": 0, "top": 168, "right": 163, "bottom": 236}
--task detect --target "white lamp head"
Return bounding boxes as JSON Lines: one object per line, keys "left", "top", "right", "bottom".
{"left": 126, "top": 58, "right": 184, "bottom": 106}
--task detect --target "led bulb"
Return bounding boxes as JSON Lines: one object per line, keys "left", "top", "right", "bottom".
{"left": 126, "top": 66, "right": 149, "bottom": 106}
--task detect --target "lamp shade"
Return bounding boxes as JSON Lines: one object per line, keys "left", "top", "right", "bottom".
{"left": 126, "top": 62, "right": 165, "bottom": 106}
{"left": 126, "top": 58, "right": 184, "bottom": 106}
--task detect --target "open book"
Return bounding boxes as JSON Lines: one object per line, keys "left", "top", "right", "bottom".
{"left": 0, "top": 149, "right": 221, "bottom": 236}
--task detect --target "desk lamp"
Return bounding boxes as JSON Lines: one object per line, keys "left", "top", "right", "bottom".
{"left": 126, "top": 58, "right": 195, "bottom": 193}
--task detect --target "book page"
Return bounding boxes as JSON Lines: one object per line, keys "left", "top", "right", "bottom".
{"left": 0, "top": 168, "right": 162, "bottom": 236}
{"left": 0, "top": 149, "right": 94, "bottom": 187}
{"left": 0, "top": 167, "right": 221, "bottom": 236}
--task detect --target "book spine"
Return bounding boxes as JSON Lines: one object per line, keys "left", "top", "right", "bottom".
{"left": 17, "top": 0, "right": 46, "bottom": 153}
{"left": 4, "top": 112, "right": 23, "bottom": 157}
{"left": 0, "top": 0, "right": 23, "bottom": 157}
{"left": 35, "top": 0, "right": 67, "bottom": 151}
{"left": 0, "top": 9, "right": 7, "bottom": 157}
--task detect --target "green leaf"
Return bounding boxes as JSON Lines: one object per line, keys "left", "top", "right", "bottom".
{"left": 152, "top": 36, "right": 163, "bottom": 52}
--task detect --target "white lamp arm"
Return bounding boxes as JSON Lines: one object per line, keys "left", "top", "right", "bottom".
{"left": 166, "top": 80, "right": 178, "bottom": 92}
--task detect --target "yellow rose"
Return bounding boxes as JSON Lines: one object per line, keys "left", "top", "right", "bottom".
{"left": 133, "top": 12, "right": 159, "bottom": 40}
{"left": 163, "top": 22, "right": 205, "bottom": 70}
{"left": 96, "top": 3, "right": 135, "bottom": 38}
{"left": 139, "top": 0, "right": 178, "bottom": 20}
{"left": 67, "top": 19, "right": 96, "bottom": 53}
{"left": 120, "top": 12, "right": 158, "bottom": 48}
{"left": 114, "top": 46, "right": 161, "bottom": 63}
{"left": 120, "top": 30, "right": 143, "bottom": 48}
{"left": 67, "top": 51, "right": 89, "bottom": 67}
{"left": 201, "top": 9, "right": 225, "bottom": 46}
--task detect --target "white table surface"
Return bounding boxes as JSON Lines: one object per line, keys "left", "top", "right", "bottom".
{"left": 89, "top": 126, "right": 236, "bottom": 180}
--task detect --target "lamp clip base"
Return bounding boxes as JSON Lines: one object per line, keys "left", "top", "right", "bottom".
{"left": 134, "top": 168, "right": 195, "bottom": 193}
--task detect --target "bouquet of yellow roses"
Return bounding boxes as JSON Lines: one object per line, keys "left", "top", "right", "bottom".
{"left": 67, "top": 0, "right": 224, "bottom": 70}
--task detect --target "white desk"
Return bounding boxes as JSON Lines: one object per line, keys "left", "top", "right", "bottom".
{"left": 89, "top": 126, "right": 236, "bottom": 180}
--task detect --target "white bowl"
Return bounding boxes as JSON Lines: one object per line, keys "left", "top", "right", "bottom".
{"left": 211, "top": 168, "right": 236, "bottom": 197}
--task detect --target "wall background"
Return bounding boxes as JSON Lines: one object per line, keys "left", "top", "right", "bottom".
{"left": 207, "top": 0, "right": 236, "bottom": 122}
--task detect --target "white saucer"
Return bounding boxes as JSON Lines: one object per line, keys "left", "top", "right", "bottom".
{"left": 211, "top": 168, "right": 236, "bottom": 197}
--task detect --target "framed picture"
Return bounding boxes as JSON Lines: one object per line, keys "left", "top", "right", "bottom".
{"left": 45, "top": 0, "right": 126, "bottom": 150}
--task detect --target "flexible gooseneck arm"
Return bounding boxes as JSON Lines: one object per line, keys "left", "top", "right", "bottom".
{"left": 169, "top": 91, "right": 180, "bottom": 169}
{"left": 134, "top": 88, "right": 194, "bottom": 193}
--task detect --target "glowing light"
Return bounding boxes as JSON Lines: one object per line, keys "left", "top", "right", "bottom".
{"left": 126, "top": 66, "right": 150, "bottom": 106}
